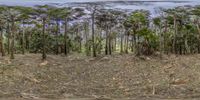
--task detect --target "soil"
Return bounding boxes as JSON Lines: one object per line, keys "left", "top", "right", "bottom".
{"left": 1, "top": 53, "right": 200, "bottom": 100}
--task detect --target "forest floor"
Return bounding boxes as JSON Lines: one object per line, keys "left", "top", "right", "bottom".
{"left": 1, "top": 53, "right": 200, "bottom": 100}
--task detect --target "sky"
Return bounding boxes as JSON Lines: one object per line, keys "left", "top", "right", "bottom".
{"left": 0, "top": 0, "right": 198, "bottom": 5}
{"left": 0, "top": 0, "right": 198, "bottom": 6}
{"left": 0, "top": 0, "right": 199, "bottom": 16}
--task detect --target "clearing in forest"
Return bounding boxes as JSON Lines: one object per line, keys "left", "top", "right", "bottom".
{"left": 1, "top": 54, "right": 200, "bottom": 100}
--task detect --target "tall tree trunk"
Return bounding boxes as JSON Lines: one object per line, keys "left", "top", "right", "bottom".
{"left": 131, "top": 35, "right": 134, "bottom": 52}
{"left": 78, "top": 28, "right": 82, "bottom": 53}
{"left": 42, "top": 18, "right": 47, "bottom": 60}
{"left": 133, "top": 33, "right": 136, "bottom": 53}
{"left": 25, "top": 32, "right": 29, "bottom": 51}
{"left": 196, "top": 20, "right": 200, "bottom": 53}
{"left": 0, "top": 28, "right": 5, "bottom": 56}
{"left": 113, "top": 35, "right": 117, "bottom": 52}
{"left": 92, "top": 12, "right": 96, "bottom": 57}
{"left": 7, "top": 23, "right": 10, "bottom": 55}
{"left": 136, "top": 35, "right": 140, "bottom": 56}
{"left": 120, "top": 32, "right": 124, "bottom": 53}
{"left": 164, "top": 21, "right": 168, "bottom": 54}
{"left": 79, "top": 38, "right": 82, "bottom": 53}
{"left": 84, "top": 22, "right": 90, "bottom": 56}
{"left": 159, "top": 25, "right": 163, "bottom": 58}
{"left": 184, "top": 38, "right": 190, "bottom": 54}
{"left": 98, "top": 29, "right": 103, "bottom": 54}
{"left": 125, "top": 31, "right": 129, "bottom": 54}
{"left": 56, "top": 20, "right": 59, "bottom": 55}
{"left": 173, "top": 16, "right": 177, "bottom": 54}
{"left": 64, "top": 17, "right": 68, "bottom": 55}
{"left": 184, "top": 30, "right": 190, "bottom": 54}
{"left": 105, "top": 27, "right": 109, "bottom": 55}
{"left": 10, "top": 16, "right": 15, "bottom": 59}
{"left": 108, "top": 31, "right": 112, "bottom": 55}
{"left": 22, "top": 21, "right": 25, "bottom": 55}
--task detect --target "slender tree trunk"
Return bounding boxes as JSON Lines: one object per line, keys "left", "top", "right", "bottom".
{"left": 159, "top": 25, "right": 164, "bottom": 58}
{"left": 125, "top": 31, "right": 129, "bottom": 54}
{"left": 84, "top": 22, "right": 90, "bottom": 56}
{"left": 136, "top": 35, "right": 141, "bottom": 56}
{"left": 56, "top": 20, "right": 59, "bottom": 55}
{"left": 173, "top": 16, "right": 177, "bottom": 54}
{"left": 120, "top": 32, "right": 124, "bottom": 53}
{"left": 113, "top": 35, "right": 117, "bottom": 52}
{"left": 79, "top": 38, "right": 82, "bottom": 53}
{"left": 131, "top": 35, "right": 134, "bottom": 52}
{"left": 64, "top": 17, "right": 68, "bottom": 55}
{"left": 134, "top": 33, "right": 136, "bottom": 53}
{"left": 7, "top": 23, "right": 10, "bottom": 55}
{"left": 0, "top": 28, "right": 5, "bottom": 56}
{"left": 98, "top": 29, "right": 103, "bottom": 54}
{"left": 92, "top": 12, "right": 96, "bottom": 57}
{"left": 78, "top": 28, "right": 82, "bottom": 53}
{"left": 22, "top": 21, "right": 25, "bottom": 55}
{"left": 108, "top": 31, "right": 112, "bottom": 55}
{"left": 184, "top": 38, "right": 190, "bottom": 54}
{"left": 124, "top": 31, "right": 127, "bottom": 53}
{"left": 164, "top": 21, "right": 168, "bottom": 54}
{"left": 105, "top": 27, "right": 109, "bottom": 55}
{"left": 10, "top": 16, "right": 15, "bottom": 59}
{"left": 42, "top": 18, "right": 47, "bottom": 60}
{"left": 196, "top": 20, "right": 200, "bottom": 53}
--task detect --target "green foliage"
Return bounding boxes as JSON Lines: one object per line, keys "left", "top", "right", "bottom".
{"left": 130, "top": 12, "right": 148, "bottom": 25}
{"left": 137, "top": 28, "right": 159, "bottom": 50}
{"left": 29, "top": 30, "right": 60, "bottom": 54}
{"left": 1, "top": 4, "right": 200, "bottom": 58}
{"left": 85, "top": 39, "right": 92, "bottom": 56}
{"left": 29, "top": 31, "right": 43, "bottom": 53}
{"left": 153, "top": 17, "right": 161, "bottom": 26}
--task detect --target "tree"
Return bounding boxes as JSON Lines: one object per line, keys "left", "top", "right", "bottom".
{"left": 91, "top": 6, "right": 98, "bottom": 57}
{"left": 192, "top": 6, "right": 200, "bottom": 53}
{"left": 48, "top": 7, "right": 66, "bottom": 55}
{"left": 3, "top": 7, "right": 21, "bottom": 59}
{"left": 34, "top": 5, "right": 50, "bottom": 60}
{"left": 14, "top": 6, "right": 34, "bottom": 54}
{"left": 0, "top": 6, "right": 7, "bottom": 56}
{"left": 96, "top": 9, "right": 118, "bottom": 55}
{"left": 126, "top": 10, "right": 150, "bottom": 55}
{"left": 61, "top": 8, "right": 71, "bottom": 55}
{"left": 153, "top": 17, "right": 163, "bottom": 57}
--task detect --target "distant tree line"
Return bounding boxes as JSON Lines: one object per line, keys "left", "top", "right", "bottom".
{"left": 0, "top": 5, "right": 200, "bottom": 60}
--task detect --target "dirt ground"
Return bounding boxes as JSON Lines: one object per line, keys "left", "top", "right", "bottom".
{"left": 1, "top": 53, "right": 200, "bottom": 100}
